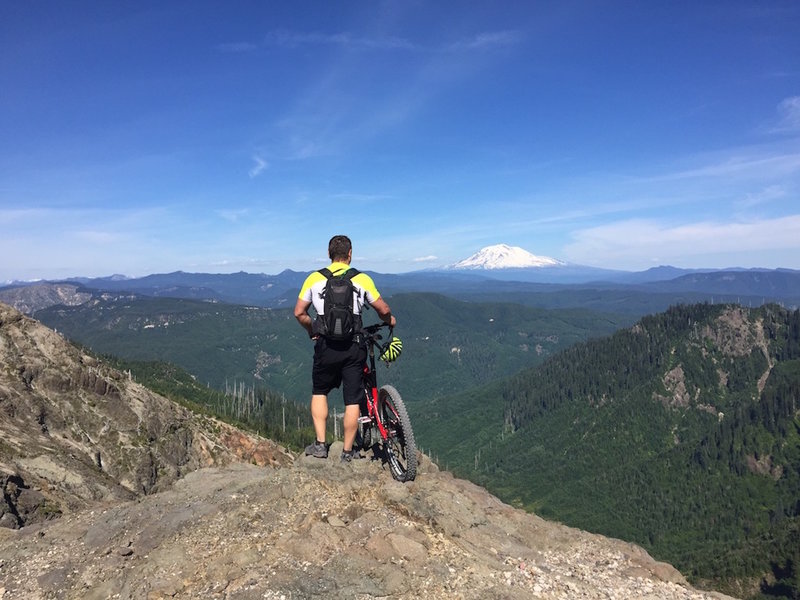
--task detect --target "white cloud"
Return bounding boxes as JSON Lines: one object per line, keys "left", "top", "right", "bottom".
{"left": 413, "top": 255, "right": 438, "bottom": 263}
{"left": 564, "top": 215, "right": 800, "bottom": 269}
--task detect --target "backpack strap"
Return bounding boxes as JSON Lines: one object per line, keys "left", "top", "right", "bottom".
{"left": 344, "top": 269, "right": 362, "bottom": 306}
{"left": 318, "top": 267, "right": 359, "bottom": 280}
{"left": 317, "top": 266, "right": 363, "bottom": 310}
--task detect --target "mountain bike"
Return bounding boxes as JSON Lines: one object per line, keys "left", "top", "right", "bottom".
{"left": 356, "top": 323, "right": 417, "bottom": 482}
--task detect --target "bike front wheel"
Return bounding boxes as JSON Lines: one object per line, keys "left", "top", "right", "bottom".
{"left": 378, "top": 384, "right": 417, "bottom": 482}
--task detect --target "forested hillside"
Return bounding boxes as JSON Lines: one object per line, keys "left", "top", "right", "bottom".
{"left": 34, "top": 292, "right": 631, "bottom": 404}
{"left": 415, "top": 303, "right": 800, "bottom": 599}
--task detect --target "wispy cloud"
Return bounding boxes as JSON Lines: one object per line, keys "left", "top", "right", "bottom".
{"left": 215, "top": 208, "right": 249, "bottom": 223}
{"left": 645, "top": 152, "right": 800, "bottom": 182}
{"left": 413, "top": 255, "right": 438, "bottom": 263}
{"left": 260, "top": 26, "right": 524, "bottom": 163}
{"left": 0, "top": 208, "right": 53, "bottom": 224}
{"left": 73, "top": 230, "right": 121, "bottom": 244}
{"left": 248, "top": 155, "right": 268, "bottom": 178}
{"left": 774, "top": 96, "right": 800, "bottom": 132}
{"left": 329, "top": 192, "right": 394, "bottom": 204}
{"left": 259, "top": 29, "right": 521, "bottom": 53}
{"left": 0, "top": 205, "right": 180, "bottom": 280}
{"left": 264, "top": 30, "right": 417, "bottom": 51}
{"left": 766, "top": 69, "right": 800, "bottom": 79}
{"left": 736, "top": 184, "right": 786, "bottom": 210}
{"left": 209, "top": 257, "right": 275, "bottom": 268}
{"left": 445, "top": 30, "right": 521, "bottom": 51}
{"left": 217, "top": 41, "right": 258, "bottom": 53}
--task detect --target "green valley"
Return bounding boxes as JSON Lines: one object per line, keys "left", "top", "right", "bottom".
{"left": 34, "top": 292, "right": 631, "bottom": 405}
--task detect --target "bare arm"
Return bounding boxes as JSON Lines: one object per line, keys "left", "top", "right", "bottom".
{"left": 294, "top": 297, "right": 314, "bottom": 338}
{"left": 370, "top": 297, "right": 396, "bottom": 327}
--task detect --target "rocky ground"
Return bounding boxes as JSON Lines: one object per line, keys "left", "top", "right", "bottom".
{"left": 1, "top": 302, "right": 291, "bottom": 529}
{"left": 0, "top": 442, "right": 737, "bottom": 600}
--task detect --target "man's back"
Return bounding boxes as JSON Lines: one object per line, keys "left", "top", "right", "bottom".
{"left": 298, "top": 262, "right": 382, "bottom": 319}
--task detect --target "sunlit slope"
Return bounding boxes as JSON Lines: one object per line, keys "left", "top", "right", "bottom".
{"left": 415, "top": 303, "right": 800, "bottom": 599}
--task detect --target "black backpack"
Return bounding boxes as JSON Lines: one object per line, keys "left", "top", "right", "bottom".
{"left": 317, "top": 268, "right": 361, "bottom": 340}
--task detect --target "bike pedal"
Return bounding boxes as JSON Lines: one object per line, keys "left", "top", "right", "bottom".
{"left": 357, "top": 416, "right": 372, "bottom": 424}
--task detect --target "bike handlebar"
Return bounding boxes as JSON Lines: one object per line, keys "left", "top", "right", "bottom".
{"left": 362, "top": 322, "right": 392, "bottom": 336}
{"left": 361, "top": 322, "right": 393, "bottom": 348}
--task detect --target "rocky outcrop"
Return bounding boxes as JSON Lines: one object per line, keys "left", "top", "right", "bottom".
{"left": 0, "top": 302, "right": 292, "bottom": 529}
{"left": 0, "top": 445, "right": 736, "bottom": 599}
{"left": 0, "top": 283, "right": 92, "bottom": 315}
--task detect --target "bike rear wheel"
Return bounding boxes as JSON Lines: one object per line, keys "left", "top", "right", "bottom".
{"left": 378, "top": 384, "right": 417, "bottom": 482}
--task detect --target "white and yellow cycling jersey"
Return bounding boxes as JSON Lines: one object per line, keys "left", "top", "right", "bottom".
{"left": 297, "top": 261, "right": 382, "bottom": 317}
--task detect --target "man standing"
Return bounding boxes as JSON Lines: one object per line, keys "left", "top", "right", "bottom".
{"left": 294, "top": 235, "right": 396, "bottom": 461}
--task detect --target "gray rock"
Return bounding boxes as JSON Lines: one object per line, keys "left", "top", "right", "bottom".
{"left": 0, "top": 302, "right": 293, "bottom": 530}
{"left": 0, "top": 461, "right": 738, "bottom": 599}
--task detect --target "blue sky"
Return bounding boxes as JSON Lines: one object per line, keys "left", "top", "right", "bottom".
{"left": 2, "top": 1, "right": 799, "bottom": 281}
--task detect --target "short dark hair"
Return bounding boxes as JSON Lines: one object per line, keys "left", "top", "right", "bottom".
{"left": 328, "top": 235, "right": 352, "bottom": 261}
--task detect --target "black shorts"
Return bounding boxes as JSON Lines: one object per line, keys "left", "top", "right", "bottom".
{"left": 312, "top": 337, "right": 367, "bottom": 406}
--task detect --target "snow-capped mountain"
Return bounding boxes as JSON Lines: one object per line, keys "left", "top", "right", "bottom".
{"left": 450, "top": 244, "right": 565, "bottom": 270}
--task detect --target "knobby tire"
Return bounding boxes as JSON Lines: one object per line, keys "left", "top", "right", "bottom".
{"left": 378, "top": 384, "right": 417, "bottom": 482}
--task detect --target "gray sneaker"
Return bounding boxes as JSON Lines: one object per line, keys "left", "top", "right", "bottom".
{"left": 305, "top": 441, "right": 328, "bottom": 459}
{"left": 340, "top": 449, "right": 363, "bottom": 463}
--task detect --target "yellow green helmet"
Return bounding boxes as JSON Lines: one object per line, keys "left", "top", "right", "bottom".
{"left": 380, "top": 336, "right": 403, "bottom": 362}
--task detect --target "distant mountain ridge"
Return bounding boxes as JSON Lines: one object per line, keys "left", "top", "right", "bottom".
{"left": 2, "top": 268, "right": 799, "bottom": 321}
{"left": 641, "top": 269, "right": 800, "bottom": 297}
{"left": 1, "top": 244, "right": 799, "bottom": 315}
{"left": 0, "top": 270, "right": 309, "bottom": 312}
{"left": 3, "top": 241, "right": 798, "bottom": 290}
